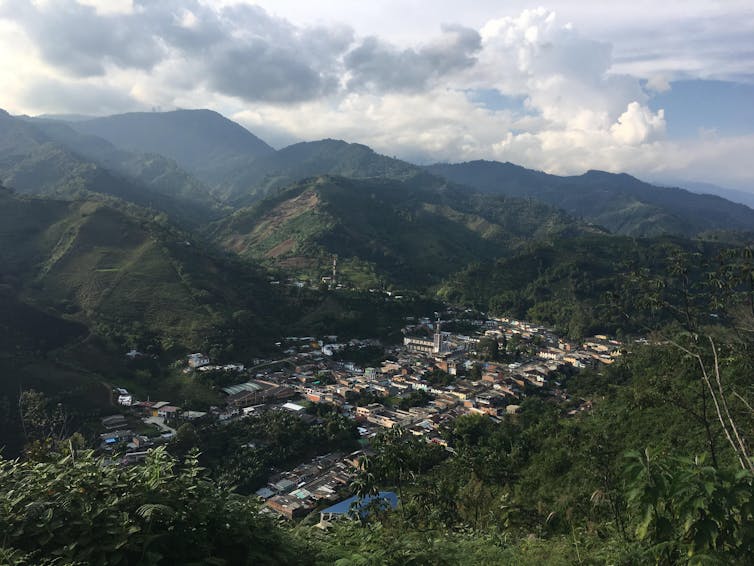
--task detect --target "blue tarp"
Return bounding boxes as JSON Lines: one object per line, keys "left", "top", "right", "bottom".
{"left": 320, "top": 491, "right": 398, "bottom": 517}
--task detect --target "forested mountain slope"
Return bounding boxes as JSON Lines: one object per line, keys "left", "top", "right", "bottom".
{"left": 0, "top": 187, "right": 275, "bottom": 352}
{"left": 426, "top": 160, "right": 754, "bottom": 236}
{"left": 211, "top": 174, "right": 595, "bottom": 288}
{"left": 0, "top": 111, "right": 221, "bottom": 226}
{"left": 68, "top": 109, "right": 275, "bottom": 188}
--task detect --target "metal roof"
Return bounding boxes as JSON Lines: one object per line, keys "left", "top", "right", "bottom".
{"left": 222, "top": 381, "right": 265, "bottom": 395}
{"left": 320, "top": 492, "right": 398, "bottom": 516}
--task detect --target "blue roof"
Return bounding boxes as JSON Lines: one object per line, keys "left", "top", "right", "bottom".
{"left": 320, "top": 492, "right": 398, "bottom": 516}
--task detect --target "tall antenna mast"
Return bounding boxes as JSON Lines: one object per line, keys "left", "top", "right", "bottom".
{"left": 331, "top": 254, "right": 338, "bottom": 290}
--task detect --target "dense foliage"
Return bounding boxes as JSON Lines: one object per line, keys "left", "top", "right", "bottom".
{"left": 0, "top": 447, "right": 300, "bottom": 565}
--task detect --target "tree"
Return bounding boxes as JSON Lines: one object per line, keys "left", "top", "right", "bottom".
{"left": 18, "top": 389, "right": 69, "bottom": 446}
{"left": 0, "top": 447, "right": 304, "bottom": 565}
{"left": 476, "top": 337, "right": 500, "bottom": 361}
{"left": 624, "top": 449, "right": 754, "bottom": 563}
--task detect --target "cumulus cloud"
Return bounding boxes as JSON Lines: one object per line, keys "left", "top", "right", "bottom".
{"left": 0, "top": 1, "right": 750, "bottom": 188}
{"left": 0, "top": 0, "right": 354, "bottom": 102}
{"left": 611, "top": 102, "right": 666, "bottom": 145}
{"left": 646, "top": 75, "right": 671, "bottom": 93}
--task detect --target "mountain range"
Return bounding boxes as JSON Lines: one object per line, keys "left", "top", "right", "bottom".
{"left": 0, "top": 106, "right": 753, "bottom": 357}
{"left": 426, "top": 161, "right": 754, "bottom": 237}
{"left": 6, "top": 108, "right": 750, "bottom": 240}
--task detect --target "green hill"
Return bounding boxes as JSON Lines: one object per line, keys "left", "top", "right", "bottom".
{"left": 220, "top": 138, "right": 421, "bottom": 204}
{"left": 437, "top": 233, "right": 725, "bottom": 337}
{"left": 211, "top": 174, "right": 592, "bottom": 288}
{"left": 426, "top": 160, "right": 754, "bottom": 237}
{"left": 0, "top": 187, "right": 275, "bottom": 352}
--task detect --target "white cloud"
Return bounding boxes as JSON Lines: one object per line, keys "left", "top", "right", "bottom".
{"left": 610, "top": 102, "right": 665, "bottom": 145}
{"left": 645, "top": 74, "right": 671, "bottom": 93}
{"left": 0, "top": 1, "right": 751, "bottom": 189}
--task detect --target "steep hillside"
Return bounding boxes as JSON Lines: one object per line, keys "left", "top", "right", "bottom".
{"left": 0, "top": 111, "right": 221, "bottom": 225}
{"left": 68, "top": 109, "right": 274, "bottom": 186}
{"left": 426, "top": 160, "right": 754, "bottom": 237}
{"left": 27, "top": 117, "right": 219, "bottom": 210}
{"left": 437, "top": 233, "right": 723, "bottom": 337}
{"left": 219, "top": 139, "right": 420, "bottom": 204}
{"left": 0, "top": 187, "right": 275, "bottom": 352}
{"left": 211, "top": 174, "right": 591, "bottom": 288}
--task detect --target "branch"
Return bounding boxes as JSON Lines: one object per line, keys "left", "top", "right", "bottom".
{"left": 733, "top": 391, "right": 754, "bottom": 416}
{"left": 666, "top": 337, "right": 747, "bottom": 470}
{"left": 708, "top": 337, "right": 753, "bottom": 472}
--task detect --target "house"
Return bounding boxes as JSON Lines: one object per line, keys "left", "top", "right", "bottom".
{"left": 150, "top": 401, "right": 171, "bottom": 417}
{"left": 181, "top": 410, "right": 207, "bottom": 421}
{"left": 265, "top": 494, "right": 312, "bottom": 520}
{"left": 157, "top": 405, "right": 181, "bottom": 420}
{"left": 282, "top": 402, "right": 306, "bottom": 413}
{"left": 99, "top": 429, "right": 133, "bottom": 449}
{"left": 187, "top": 353, "right": 210, "bottom": 369}
{"left": 223, "top": 380, "right": 295, "bottom": 408}
{"left": 270, "top": 478, "right": 297, "bottom": 494}
{"left": 117, "top": 393, "right": 133, "bottom": 406}
{"left": 255, "top": 487, "right": 275, "bottom": 500}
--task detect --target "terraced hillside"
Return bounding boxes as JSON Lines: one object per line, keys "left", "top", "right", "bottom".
{"left": 211, "top": 175, "right": 593, "bottom": 288}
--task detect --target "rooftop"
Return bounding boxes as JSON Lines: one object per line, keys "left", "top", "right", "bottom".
{"left": 222, "top": 381, "right": 267, "bottom": 395}
{"left": 320, "top": 491, "right": 398, "bottom": 517}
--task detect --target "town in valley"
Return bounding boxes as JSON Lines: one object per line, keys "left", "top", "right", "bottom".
{"left": 102, "top": 307, "right": 625, "bottom": 524}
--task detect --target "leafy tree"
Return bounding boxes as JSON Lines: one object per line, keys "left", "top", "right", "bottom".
{"left": 476, "top": 336, "right": 501, "bottom": 361}
{"left": 0, "top": 447, "right": 304, "bottom": 565}
{"left": 624, "top": 449, "right": 754, "bottom": 563}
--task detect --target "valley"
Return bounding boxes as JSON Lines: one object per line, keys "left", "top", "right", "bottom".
{"left": 1, "top": 107, "right": 753, "bottom": 565}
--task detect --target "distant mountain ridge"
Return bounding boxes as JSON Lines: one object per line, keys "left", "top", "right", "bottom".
{"left": 68, "top": 109, "right": 274, "bottom": 187}
{"left": 426, "top": 160, "right": 754, "bottom": 237}
{"left": 51, "top": 107, "right": 754, "bottom": 238}
{"left": 0, "top": 111, "right": 223, "bottom": 226}
{"left": 668, "top": 180, "right": 754, "bottom": 210}
{"left": 220, "top": 138, "right": 421, "bottom": 205}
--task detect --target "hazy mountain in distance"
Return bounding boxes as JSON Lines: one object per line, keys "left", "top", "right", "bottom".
{"left": 65, "top": 109, "right": 420, "bottom": 204}
{"left": 0, "top": 110, "right": 222, "bottom": 225}
{"left": 68, "top": 109, "right": 275, "bottom": 186}
{"left": 661, "top": 179, "right": 754, "bottom": 210}
{"left": 426, "top": 160, "right": 754, "bottom": 237}
{"left": 55, "top": 108, "right": 754, "bottom": 240}
{"left": 26, "top": 116, "right": 221, "bottom": 210}
{"left": 36, "top": 113, "right": 95, "bottom": 122}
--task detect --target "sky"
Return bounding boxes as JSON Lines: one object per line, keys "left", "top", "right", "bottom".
{"left": 0, "top": 1, "right": 752, "bottom": 190}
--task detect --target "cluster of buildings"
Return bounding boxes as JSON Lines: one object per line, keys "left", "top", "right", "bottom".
{"left": 258, "top": 451, "right": 366, "bottom": 520}
{"left": 102, "top": 312, "right": 625, "bottom": 520}
{"left": 99, "top": 382, "right": 210, "bottom": 463}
